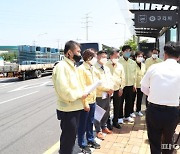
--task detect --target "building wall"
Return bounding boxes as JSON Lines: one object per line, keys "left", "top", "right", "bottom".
{"left": 158, "top": 33, "right": 165, "bottom": 59}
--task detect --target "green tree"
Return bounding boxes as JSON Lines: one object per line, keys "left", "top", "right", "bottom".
{"left": 0, "top": 52, "right": 17, "bottom": 62}
{"left": 139, "top": 39, "right": 148, "bottom": 43}
{"left": 119, "top": 36, "right": 148, "bottom": 51}
{"left": 120, "top": 36, "right": 138, "bottom": 51}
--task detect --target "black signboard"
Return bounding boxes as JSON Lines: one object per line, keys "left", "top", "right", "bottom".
{"left": 128, "top": 0, "right": 178, "bottom": 6}
{"left": 135, "top": 10, "right": 178, "bottom": 28}
{"left": 139, "top": 43, "right": 156, "bottom": 57}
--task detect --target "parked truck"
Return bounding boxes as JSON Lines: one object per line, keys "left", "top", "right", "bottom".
{"left": 0, "top": 45, "right": 64, "bottom": 80}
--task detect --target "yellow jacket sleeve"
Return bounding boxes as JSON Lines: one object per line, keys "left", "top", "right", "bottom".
{"left": 120, "top": 67, "right": 125, "bottom": 89}
{"left": 78, "top": 67, "right": 89, "bottom": 108}
{"left": 145, "top": 59, "right": 150, "bottom": 71}
{"left": 134, "top": 66, "right": 138, "bottom": 88}
{"left": 52, "top": 64, "right": 83, "bottom": 103}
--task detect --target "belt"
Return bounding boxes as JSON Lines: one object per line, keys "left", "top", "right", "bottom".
{"left": 149, "top": 103, "right": 178, "bottom": 109}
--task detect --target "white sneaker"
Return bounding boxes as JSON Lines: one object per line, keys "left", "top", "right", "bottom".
{"left": 124, "top": 117, "right": 134, "bottom": 123}
{"left": 137, "top": 111, "right": 143, "bottom": 116}
{"left": 130, "top": 113, "right": 136, "bottom": 118}
{"left": 118, "top": 118, "right": 124, "bottom": 124}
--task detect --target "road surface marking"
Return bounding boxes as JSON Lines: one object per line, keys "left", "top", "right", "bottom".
{"left": 0, "top": 83, "right": 14, "bottom": 88}
{"left": 43, "top": 141, "right": 59, "bottom": 154}
{"left": 0, "top": 91, "right": 39, "bottom": 105}
{"left": 8, "top": 81, "right": 50, "bottom": 92}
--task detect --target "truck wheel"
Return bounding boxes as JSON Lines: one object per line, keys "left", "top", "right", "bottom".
{"left": 35, "top": 70, "right": 42, "bottom": 78}
{"left": 22, "top": 72, "right": 26, "bottom": 81}
{"left": 18, "top": 77, "right": 23, "bottom": 80}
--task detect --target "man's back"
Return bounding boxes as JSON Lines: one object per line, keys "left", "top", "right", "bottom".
{"left": 144, "top": 59, "right": 180, "bottom": 106}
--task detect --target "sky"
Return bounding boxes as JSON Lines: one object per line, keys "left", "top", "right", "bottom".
{"left": 0, "top": 0, "right": 134, "bottom": 49}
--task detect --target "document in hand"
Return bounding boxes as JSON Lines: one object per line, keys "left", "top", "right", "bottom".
{"left": 84, "top": 80, "right": 102, "bottom": 94}
{"left": 94, "top": 104, "right": 106, "bottom": 122}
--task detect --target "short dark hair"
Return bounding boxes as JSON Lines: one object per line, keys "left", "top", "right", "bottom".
{"left": 97, "top": 50, "right": 107, "bottom": 56}
{"left": 110, "top": 49, "right": 119, "bottom": 56}
{"left": 164, "top": 41, "right": 180, "bottom": 58}
{"left": 135, "top": 51, "right": 143, "bottom": 57}
{"left": 64, "top": 40, "right": 80, "bottom": 54}
{"left": 82, "top": 49, "right": 95, "bottom": 61}
{"left": 112, "top": 48, "right": 120, "bottom": 53}
{"left": 151, "top": 48, "right": 160, "bottom": 53}
{"left": 89, "top": 48, "right": 98, "bottom": 53}
{"left": 122, "top": 45, "right": 132, "bottom": 52}
{"left": 110, "top": 50, "right": 116, "bottom": 56}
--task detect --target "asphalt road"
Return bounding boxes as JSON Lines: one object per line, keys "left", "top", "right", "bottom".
{"left": 0, "top": 76, "right": 60, "bottom": 154}
{"left": 0, "top": 75, "right": 150, "bottom": 154}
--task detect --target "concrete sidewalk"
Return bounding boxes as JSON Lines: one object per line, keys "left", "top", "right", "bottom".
{"left": 53, "top": 100, "right": 180, "bottom": 154}
{"left": 93, "top": 114, "right": 180, "bottom": 154}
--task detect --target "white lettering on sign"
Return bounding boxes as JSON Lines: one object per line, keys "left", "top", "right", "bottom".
{"left": 162, "top": 16, "right": 167, "bottom": 21}
{"left": 157, "top": 16, "right": 161, "bottom": 21}
{"left": 138, "top": 15, "right": 147, "bottom": 23}
{"left": 167, "top": 16, "right": 172, "bottom": 21}
{"left": 149, "top": 16, "right": 156, "bottom": 22}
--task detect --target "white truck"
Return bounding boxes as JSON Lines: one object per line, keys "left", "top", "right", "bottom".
{"left": 0, "top": 62, "right": 54, "bottom": 80}
{"left": 0, "top": 45, "right": 64, "bottom": 80}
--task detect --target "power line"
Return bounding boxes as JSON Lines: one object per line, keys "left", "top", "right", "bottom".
{"left": 82, "top": 13, "right": 92, "bottom": 41}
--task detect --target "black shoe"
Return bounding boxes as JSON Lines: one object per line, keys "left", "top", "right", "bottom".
{"left": 80, "top": 146, "right": 91, "bottom": 154}
{"left": 107, "top": 124, "right": 113, "bottom": 130}
{"left": 88, "top": 141, "right": 101, "bottom": 149}
{"left": 113, "top": 123, "right": 121, "bottom": 129}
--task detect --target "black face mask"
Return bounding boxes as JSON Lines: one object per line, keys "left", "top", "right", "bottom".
{"left": 73, "top": 54, "right": 82, "bottom": 63}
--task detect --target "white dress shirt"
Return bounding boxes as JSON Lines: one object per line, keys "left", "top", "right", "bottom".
{"left": 141, "top": 59, "right": 180, "bottom": 107}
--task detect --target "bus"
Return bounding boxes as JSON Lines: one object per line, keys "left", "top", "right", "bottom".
{"left": 80, "top": 42, "right": 103, "bottom": 52}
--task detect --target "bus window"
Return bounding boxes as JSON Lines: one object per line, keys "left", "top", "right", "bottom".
{"left": 80, "top": 42, "right": 102, "bottom": 52}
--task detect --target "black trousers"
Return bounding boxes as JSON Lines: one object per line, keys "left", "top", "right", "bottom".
{"left": 57, "top": 109, "right": 81, "bottom": 154}
{"left": 146, "top": 103, "right": 179, "bottom": 154}
{"left": 132, "top": 88, "right": 143, "bottom": 113}
{"left": 119, "top": 86, "right": 134, "bottom": 118}
{"left": 112, "top": 90, "right": 121, "bottom": 124}
{"left": 145, "top": 96, "right": 149, "bottom": 108}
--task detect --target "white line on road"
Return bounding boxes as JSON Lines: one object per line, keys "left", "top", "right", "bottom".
{"left": 8, "top": 81, "right": 51, "bottom": 92}
{"left": 0, "top": 91, "right": 39, "bottom": 105}
{"left": 0, "top": 83, "right": 14, "bottom": 88}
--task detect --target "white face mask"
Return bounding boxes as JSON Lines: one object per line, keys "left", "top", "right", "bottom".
{"left": 136, "top": 57, "right": 144, "bottom": 63}
{"left": 152, "top": 54, "right": 158, "bottom": 59}
{"left": 100, "top": 58, "right": 107, "bottom": 65}
{"left": 89, "top": 57, "right": 97, "bottom": 66}
{"left": 112, "top": 58, "right": 119, "bottom": 64}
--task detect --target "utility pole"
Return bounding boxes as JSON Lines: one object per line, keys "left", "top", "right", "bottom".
{"left": 33, "top": 40, "right": 36, "bottom": 46}
{"left": 57, "top": 39, "right": 60, "bottom": 49}
{"left": 177, "top": 0, "right": 180, "bottom": 41}
{"left": 82, "top": 13, "right": 92, "bottom": 41}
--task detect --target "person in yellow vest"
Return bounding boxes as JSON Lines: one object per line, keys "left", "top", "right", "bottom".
{"left": 106, "top": 50, "right": 125, "bottom": 129}
{"left": 52, "top": 40, "right": 88, "bottom": 154}
{"left": 131, "top": 51, "right": 146, "bottom": 117}
{"left": 118, "top": 45, "right": 136, "bottom": 123}
{"left": 77, "top": 49, "right": 100, "bottom": 153}
{"left": 145, "top": 48, "right": 163, "bottom": 71}
{"left": 94, "top": 50, "right": 114, "bottom": 140}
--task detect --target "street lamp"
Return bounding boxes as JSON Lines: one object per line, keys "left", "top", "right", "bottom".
{"left": 115, "top": 22, "right": 126, "bottom": 44}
